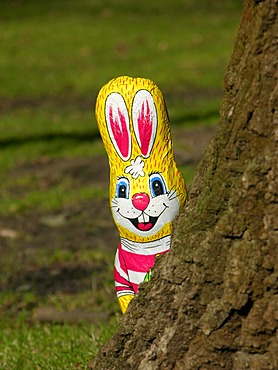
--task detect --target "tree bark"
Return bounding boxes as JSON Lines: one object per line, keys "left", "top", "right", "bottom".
{"left": 91, "top": 0, "right": 278, "bottom": 368}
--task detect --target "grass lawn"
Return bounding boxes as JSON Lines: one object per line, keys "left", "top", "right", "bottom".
{"left": 0, "top": 0, "right": 242, "bottom": 368}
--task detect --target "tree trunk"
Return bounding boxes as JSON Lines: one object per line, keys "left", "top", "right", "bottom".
{"left": 91, "top": 0, "right": 277, "bottom": 368}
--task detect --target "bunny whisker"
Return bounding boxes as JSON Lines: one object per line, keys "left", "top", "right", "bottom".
{"left": 167, "top": 188, "right": 176, "bottom": 196}
{"left": 168, "top": 191, "right": 180, "bottom": 201}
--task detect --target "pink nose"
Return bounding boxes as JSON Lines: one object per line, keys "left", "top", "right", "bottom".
{"left": 132, "top": 193, "right": 150, "bottom": 211}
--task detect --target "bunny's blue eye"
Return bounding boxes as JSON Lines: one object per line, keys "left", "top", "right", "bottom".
{"left": 149, "top": 173, "right": 167, "bottom": 197}
{"left": 116, "top": 177, "right": 130, "bottom": 198}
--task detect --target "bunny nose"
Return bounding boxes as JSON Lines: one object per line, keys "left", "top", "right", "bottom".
{"left": 132, "top": 193, "right": 150, "bottom": 211}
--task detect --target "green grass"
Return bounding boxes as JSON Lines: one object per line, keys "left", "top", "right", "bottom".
{"left": 1, "top": 182, "right": 106, "bottom": 214}
{"left": 0, "top": 0, "right": 241, "bottom": 97}
{"left": 0, "top": 0, "right": 242, "bottom": 173}
{"left": 0, "top": 318, "right": 119, "bottom": 370}
{"left": 0, "top": 0, "right": 242, "bottom": 367}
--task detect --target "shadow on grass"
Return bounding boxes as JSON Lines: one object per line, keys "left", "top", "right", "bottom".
{"left": 6, "top": 263, "right": 101, "bottom": 296}
{"left": 0, "top": 109, "right": 219, "bottom": 149}
{"left": 0, "top": 131, "right": 101, "bottom": 148}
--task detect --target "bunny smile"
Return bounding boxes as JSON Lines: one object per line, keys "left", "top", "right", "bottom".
{"left": 116, "top": 203, "right": 168, "bottom": 232}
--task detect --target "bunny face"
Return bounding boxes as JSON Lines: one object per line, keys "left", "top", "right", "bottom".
{"left": 96, "top": 76, "right": 186, "bottom": 243}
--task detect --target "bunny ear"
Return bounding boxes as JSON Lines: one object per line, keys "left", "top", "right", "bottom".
{"left": 105, "top": 92, "right": 131, "bottom": 161}
{"left": 132, "top": 90, "right": 157, "bottom": 158}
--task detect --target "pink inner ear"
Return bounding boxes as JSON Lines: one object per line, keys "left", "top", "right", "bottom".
{"left": 109, "top": 105, "right": 129, "bottom": 159}
{"left": 137, "top": 100, "right": 152, "bottom": 157}
{"left": 132, "top": 89, "right": 157, "bottom": 158}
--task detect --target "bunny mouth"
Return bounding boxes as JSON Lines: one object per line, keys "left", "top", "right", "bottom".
{"left": 116, "top": 203, "right": 169, "bottom": 232}
{"left": 129, "top": 214, "right": 158, "bottom": 231}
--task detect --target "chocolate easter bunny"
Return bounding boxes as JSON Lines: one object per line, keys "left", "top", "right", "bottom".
{"left": 95, "top": 76, "right": 187, "bottom": 313}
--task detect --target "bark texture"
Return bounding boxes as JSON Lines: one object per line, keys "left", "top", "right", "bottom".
{"left": 91, "top": 0, "right": 278, "bottom": 368}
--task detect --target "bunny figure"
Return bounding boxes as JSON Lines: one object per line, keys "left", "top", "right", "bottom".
{"left": 95, "top": 76, "right": 187, "bottom": 313}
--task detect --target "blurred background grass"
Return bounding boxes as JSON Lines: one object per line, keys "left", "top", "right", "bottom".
{"left": 0, "top": 0, "right": 242, "bottom": 368}
{"left": 0, "top": 0, "right": 241, "bottom": 142}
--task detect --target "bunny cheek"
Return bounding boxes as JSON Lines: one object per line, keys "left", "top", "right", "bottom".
{"left": 111, "top": 193, "right": 180, "bottom": 238}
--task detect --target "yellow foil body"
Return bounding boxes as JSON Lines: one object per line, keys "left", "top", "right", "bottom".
{"left": 95, "top": 76, "right": 186, "bottom": 243}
